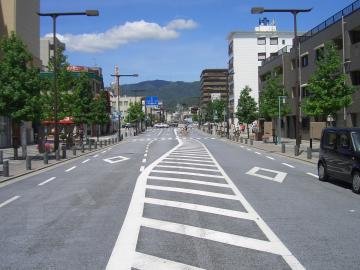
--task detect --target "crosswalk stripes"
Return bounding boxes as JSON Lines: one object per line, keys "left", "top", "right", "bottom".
{"left": 130, "top": 137, "right": 216, "bottom": 142}
{"left": 106, "top": 138, "right": 304, "bottom": 270}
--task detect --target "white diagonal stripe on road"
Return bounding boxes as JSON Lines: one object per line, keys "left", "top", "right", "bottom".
{"left": 38, "top": 177, "right": 56, "bottom": 186}
{"left": 133, "top": 252, "right": 205, "bottom": 270}
{"left": 144, "top": 197, "right": 254, "bottom": 220}
{"left": 141, "top": 217, "right": 289, "bottom": 256}
{"left": 160, "top": 161, "right": 217, "bottom": 167}
{"left": 146, "top": 185, "right": 237, "bottom": 200}
{"left": 147, "top": 176, "right": 229, "bottom": 187}
{"left": 151, "top": 170, "right": 224, "bottom": 178}
{"left": 164, "top": 157, "right": 214, "bottom": 164}
{"left": 155, "top": 165, "right": 220, "bottom": 172}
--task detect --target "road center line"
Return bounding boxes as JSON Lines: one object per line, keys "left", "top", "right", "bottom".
{"left": 82, "top": 159, "right": 90, "bottom": 164}
{"left": 282, "top": 163, "right": 295, "bottom": 168}
{"left": 38, "top": 177, "right": 56, "bottom": 186}
{"left": 65, "top": 166, "right": 76, "bottom": 172}
{"left": 144, "top": 153, "right": 148, "bottom": 157}
{"left": 0, "top": 196, "right": 20, "bottom": 208}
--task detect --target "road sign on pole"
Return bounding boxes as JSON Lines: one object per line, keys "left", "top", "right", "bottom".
{"left": 145, "top": 96, "right": 159, "bottom": 108}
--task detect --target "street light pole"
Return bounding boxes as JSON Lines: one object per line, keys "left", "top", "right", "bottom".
{"left": 110, "top": 72, "right": 139, "bottom": 141}
{"left": 251, "top": 7, "right": 311, "bottom": 149}
{"left": 38, "top": 10, "right": 99, "bottom": 151}
{"left": 278, "top": 96, "right": 287, "bottom": 144}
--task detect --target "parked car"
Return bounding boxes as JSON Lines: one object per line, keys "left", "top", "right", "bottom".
{"left": 318, "top": 127, "right": 360, "bottom": 193}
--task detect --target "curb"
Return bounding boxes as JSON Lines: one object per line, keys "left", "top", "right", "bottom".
{"left": 196, "top": 129, "right": 317, "bottom": 165}
{"left": 0, "top": 138, "right": 127, "bottom": 184}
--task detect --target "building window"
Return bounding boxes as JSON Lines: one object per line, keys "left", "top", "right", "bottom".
{"left": 119, "top": 101, "right": 123, "bottom": 106}
{"left": 301, "top": 86, "right": 309, "bottom": 98}
{"left": 282, "top": 39, "right": 286, "bottom": 45}
{"left": 124, "top": 101, "right": 128, "bottom": 106}
{"left": 350, "top": 71, "right": 360, "bottom": 85}
{"left": 270, "top": 37, "right": 278, "bottom": 45}
{"left": 270, "top": 52, "right": 278, "bottom": 58}
{"left": 301, "top": 54, "right": 309, "bottom": 67}
{"left": 350, "top": 30, "right": 360, "bottom": 44}
{"left": 257, "top": 37, "right": 266, "bottom": 45}
{"left": 258, "top": 52, "right": 266, "bottom": 61}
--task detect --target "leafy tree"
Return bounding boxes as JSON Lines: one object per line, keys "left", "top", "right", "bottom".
{"left": 91, "top": 91, "right": 109, "bottom": 139}
{"left": 259, "top": 73, "right": 290, "bottom": 120}
{"left": 302, "top": 41, "right": 355, "bottom": 125}
{"left": 72, "top": 73, "right": 94, "bottom": 125}
{"left": 40, "top": 47, "right": 75, "bottom": 121}
{"left": 125, "top": 102, "right": 145, "bottom": 124}
{"left": 205, "top": 99, "right": 226, "bottom": 123}
{"left": 0, "top": 32, "right": 41, "bottom": 148}
{"left": 192, "top": 114, "right": 199, "bottom": 122}
{"left": 236, "top": 86, "right": 258, "bottom": 138}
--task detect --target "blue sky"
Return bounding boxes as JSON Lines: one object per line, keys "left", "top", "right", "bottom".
{"left": 40, "top": 0, "right": 356, "bottom": 86}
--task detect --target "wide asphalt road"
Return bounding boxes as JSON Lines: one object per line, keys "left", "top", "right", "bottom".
{"left": 0, "top": 127, "right": 359, "bottom": 270}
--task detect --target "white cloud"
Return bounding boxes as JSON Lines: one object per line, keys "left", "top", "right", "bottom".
{"left": 44, "top": 19, "right": 197, "bottom": 53}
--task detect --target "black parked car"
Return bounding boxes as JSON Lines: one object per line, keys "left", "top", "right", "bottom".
{"left": 318, "top": 128, "right": 360, "bottom": 193}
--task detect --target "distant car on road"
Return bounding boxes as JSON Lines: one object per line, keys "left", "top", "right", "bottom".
{"left": 154, "top": 123, "right": 169, "bottom": 128}
{"left": 318, "top": 127, "right": 360, "bottom": 193}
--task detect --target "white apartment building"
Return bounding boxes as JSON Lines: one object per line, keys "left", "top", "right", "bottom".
{"left": 228, "top": 18, "right": 294, "bottom": 124}
{"left": 109, "top": 93, "right": 143, "bottom": 120}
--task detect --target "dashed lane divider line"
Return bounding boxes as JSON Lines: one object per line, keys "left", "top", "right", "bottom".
{"left": 0, "top": 195, "right": 20, "bottom": 208}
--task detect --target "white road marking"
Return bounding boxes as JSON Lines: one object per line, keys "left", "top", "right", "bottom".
{"left": 82, "top": 159, "right": 90, "bottom": 164}
{"left": 155, "top": 164, "right": 220, "bottom": 172}
{"left": 211, "top": 137, "right": 216, "bottom": 139}
{"left": 160, "top": 161, "right": 217, "bottom": 167}
{"left": 170, "top": 152, "right": 209, "bottom": 157}
{"left": 246, "top": 148, "right": 252, "bottom": 151}
{"left": 38, "top": 177, "right": 56, "bottom": 186}
{"left": 0, "top": 196, "right": 20, "bottom": 208}
{"left": 65, "top": 166, "right": 76, "bottom": 172}
{"left": 151, "top": 170, "right": 224, "bottom": 179}
{"left": 142, "top": 217, "right": 289, "bottom": 256}
{"left": 103, "top": 156, "right": 130, "bottom": 164}
{"left": 168, "top": 154, "right": 212, "bottom": 160}
{"left": 144, "top": 153, "right": 148, "bottom": 157}
{"left": 93, "top": 154, "right": 99, "bottom": 158}
{"left": 307, "top": 172, "right": 318, "bottom": 178}
{"left": 255, "top": 152, "right": 262, "bottom": 155}
{"left": 164, "top": 157, "right": 215, "bottom": 164}
{"left": 140, "top": 166, "right": 145, "bottom": 172}
{"left": 145, "top": 197, "right": 254, "bottom": 220}
{"left": 142, "top": 159, "right": 146, "bottom": 163}
{"left": 349, "top": 209, "right": 356, "bottom": 213}
{"left": 147, "top": 176, "right": 228, "bottom": 187}
{"left": 282, "top": 163, "right": 295, "bottom": 168}
{"left": 132, "top": 252, "right": 205, "bottom": 270}
{"left": 266, "top": 156, "right": 275, "bottom": 160}
{"left": 246, "top": 167, "right": 287, "bottom": 183}
{"left": 146, "top": 185, "right": 237, "bottom": 200}
{"left": 240, "top": 145, "right": 244, "bottom": 148}
{"left": 109, "top": 147, "right": 112, "bottom": 150}
{"left": 101, "top": 151, "right": 106, "bottom": 153}
{"left": 106, "top": 136, "right": 304, "bottom": 270}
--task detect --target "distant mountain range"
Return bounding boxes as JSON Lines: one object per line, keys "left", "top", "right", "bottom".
{"left": 121, "top": 80, "right": 200, "bottom": 112}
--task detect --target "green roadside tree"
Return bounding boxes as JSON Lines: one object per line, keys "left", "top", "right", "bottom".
{"left": 0, "top": 32, "right": 41, "bottom": 150}
{"left": 126, "top": 102, "right": 145, "bottom": 131}
{"left": 302, "top": 41, "right": 355, "bottom": 125}
{"left": 91, "top": 91, "right": 109, "bottom": 139}
{"left": 205, "top": 99, "right": 226, "bottom": 123}
{"left": 71, "top": 73, "right": 94, "bottom": 126}
{"left": 259, "top": 73, "right": 290, "bottom": 120}
{"left": 236, "top": 86, "right": 258, "bottom": 138}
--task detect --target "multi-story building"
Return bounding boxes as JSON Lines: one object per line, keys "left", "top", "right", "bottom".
{"left": 0, "top": 0, "right": 40, "bottom": 147}
{"left": 228, "top": 18, "right": 294, "bottom": 123}
{"left": 40, "top": 37, "right": 66, "bottom": 70}
{"left": 259, "top": 1, "right": 360, "bottom": 140}
{"left": 200, "top": 69, "right": 228, "bottom": 112}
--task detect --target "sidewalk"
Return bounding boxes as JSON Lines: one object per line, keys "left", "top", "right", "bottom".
{"left": 198, "top": 127, "right": 319, "bottom": 165}
{"left": 0, "top": 129, "right": 137, "bottom": 183}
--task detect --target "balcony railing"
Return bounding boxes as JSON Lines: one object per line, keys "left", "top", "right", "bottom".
{"left": 299, "top": 0, "right": 360, "bottom": 43}
{"left": 261, "top": 45, "right": 292, "bottom": 66}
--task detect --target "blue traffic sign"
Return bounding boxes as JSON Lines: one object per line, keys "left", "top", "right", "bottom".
{"left": 145, "top": 96, "right": 159, "bottom": 108}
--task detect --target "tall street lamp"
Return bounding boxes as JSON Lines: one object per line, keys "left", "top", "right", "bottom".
{"left": 277, "top": 96, "right": 287, "bottom": 144}
{"left": 38, "top": 10, "right": 99, "bottom": 151}
{"left": 110, "top": 72, "right": 139, "bottom": 141}
{"left": 251, "top": 7, "right": 311, "bottom": 150}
